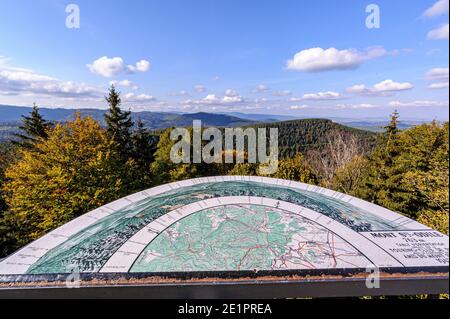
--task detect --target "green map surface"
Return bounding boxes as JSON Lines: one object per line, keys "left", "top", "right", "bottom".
{"left": 27, "top": 181, "right": 401, "bottom": 274}
{"left": 131, "top": 204, "right": 369, "bottom": 272}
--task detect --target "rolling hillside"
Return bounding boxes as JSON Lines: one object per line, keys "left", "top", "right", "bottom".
{"left": 245, "top": 118, "right": 376, "bottom": 158}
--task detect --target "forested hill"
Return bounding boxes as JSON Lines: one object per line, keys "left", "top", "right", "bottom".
{"left": 0, "top": 105, "right": 251, "bottom": 128}
{"left": 245, "top": 118, "right": 376, "bottom": 158}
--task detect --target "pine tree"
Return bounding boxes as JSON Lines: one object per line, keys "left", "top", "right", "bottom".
{"left": 13, "top": 103, "right": 50, "bottom": 148}
{"left": 130, "top": 119, "right": 158, "bottom": 187}
{"left": 104, "top": 85, "right": 134, "bottom": 159}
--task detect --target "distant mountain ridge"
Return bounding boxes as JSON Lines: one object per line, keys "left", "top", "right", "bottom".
{"left": 0, "top": 105, "right": 251, "bottom": 129}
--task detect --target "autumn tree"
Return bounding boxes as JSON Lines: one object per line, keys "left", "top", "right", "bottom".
{"left": 331, "top": 155, "right": 369, "bottom": 196}
{"left": 266, "top": 153, "right": 317, "bottom": 184}
{"left": 2, "top": 114, "right": 139, "bottom": 246}
{"left": 307, "top": 130, "right": 368, "bottom": 187}
{"left": 0, "top": 142, "right": 18, "bottom": 257}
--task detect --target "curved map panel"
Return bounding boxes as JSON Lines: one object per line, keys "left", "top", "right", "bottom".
{"left": 0, "top": 176, "right": 448, "bottom": 276}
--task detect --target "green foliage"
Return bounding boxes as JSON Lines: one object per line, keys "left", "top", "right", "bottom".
{"left": 130, "top": 119, "right": 158, "bottom": 188}
{"left": 12, "top": 103, "right": 50, "bottom": 148}
{"left": 359, "top": 116, "right": 449, "bottom": 225}
{"left": 331, "top": 155, "right": 369, "bottom": 196}
{"left": 0, "top": 142, "right": 18, "bottom": 257}
{"left": 1, "top": 115, "right": 140, "bottom": 246}
{"left": 104, "top": 85, "right": 134, "bottom": 159}
{"left": 267, "top": 153, "right": 317, "bottom": 184}
{"left": 246, "top": 119, "right": 375, "bottom": 159}
{"left": 417, "top": 210, "right": 449, "bottom": 235}
{"left": 150, "top": 129, "right": 199, "bottom": 183}
{"left": 227, "top": 163, "right": 258, "bottom": 176}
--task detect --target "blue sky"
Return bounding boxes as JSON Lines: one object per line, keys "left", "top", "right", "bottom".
{"left": 0, "top": 0, "right": 448, "bottom": 120}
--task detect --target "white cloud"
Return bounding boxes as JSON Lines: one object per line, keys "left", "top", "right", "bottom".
{"left": 123, "top": 92, "right": 155, "bottom": 102}
{"left": 87, "top": 57, "right": 151, "bottom": 77}
{"left": 251, "top": 84, "right": 270, "bottom": 93}
{"left": 109, "top": 79, "right": 137, "bottom": 88}
{"left": 127, "top": 59, "right": 151, "bottom": 73}
{"left": 223, "top": 89, "right": 244, "bottom": 103}
{"left": 212, "top": 75, "right": 220, "bottom": 81}
{"left": 0, "top": 65, "right": 101, "bottom": 99}
{"left": 428, "top": 82, "right": 449, "bottom": 89}
{"left": 346, "top": 80, "right": 413, "bottom": 96}
{"left": 300, "top": 91, "right": 343, "bottom": 100}
{"left": 423, "top": 0, "right": 449, "bottom": 18}
{"left": 388, "top": 100, "right": 448, "bottom": 108}
{"left": 87, "top": 56, "right": 125, "bottom": 77}
{"left": 425, "top": 67, "right": 449, "bottom": 81}
{"left": 203, "top": 94, "right": 220, "bottom": 102}
{"left": 427, "top": 24, "right": 449, "bottom": 40}
{"left": 345, "top": 84, "right": 368, "bottom": 94}
{"left": 182, "top": 90, "right": 244, "bottom": 106}
{"left": 373, "top": 79, "right": 413, "bottom": 92}
{"left": 272, "top": 90, "right": 292, "bottom": 97}
{"left": 286, "top": 47, "right": 387, "bottom": 72}
{"left": 425, "top": 67, "right": 449, "bottom": 89}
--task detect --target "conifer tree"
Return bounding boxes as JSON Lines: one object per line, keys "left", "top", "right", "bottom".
{"left": 13, "top": 103, "right": 50, "bottom": 148}
{"left": 104, "top": 85, "right": 133, "bottom": 159}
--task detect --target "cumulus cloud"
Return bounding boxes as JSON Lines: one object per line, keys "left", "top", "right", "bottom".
{"left": 127, "top": 59, "right": 151, "bottom": 73}
{"left": 251, "top": 84, "right": 270, "bottom": 93}
{"left": 286, "top": 47, "right": 387, "bottom": 72}
{"left": 223, "top": 89, "right": 244, "bottom": 103}
{"left": 373, "top": 80, "right": 414, "bottom": 92}
{"left": 87, "top": 56, "right": 151, "bottom": 77}
{"left": 296, "top": 91, "right": 343, "bottom": 101}
{"left": 87, "top": 56, "right": 125, "bottom": 77}
{"left": 427, "top": 23, "right": 449, "bottom": 40}
{"left": 203, "top": 94, "right": 220, "bottom": 103}
{"left": 423, "top": 0, "right": 449, "bottom": 18}
{"left": 346, "top": 79, "right": 413, "bottom": 96}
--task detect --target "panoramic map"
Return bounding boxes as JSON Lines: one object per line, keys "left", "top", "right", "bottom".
{"left": 0, "top": 176, "right": 445, "bottom": 276}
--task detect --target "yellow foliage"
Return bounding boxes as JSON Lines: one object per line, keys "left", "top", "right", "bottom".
{"left": 3, "top": 114, "right": 137, "bottom": 244}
